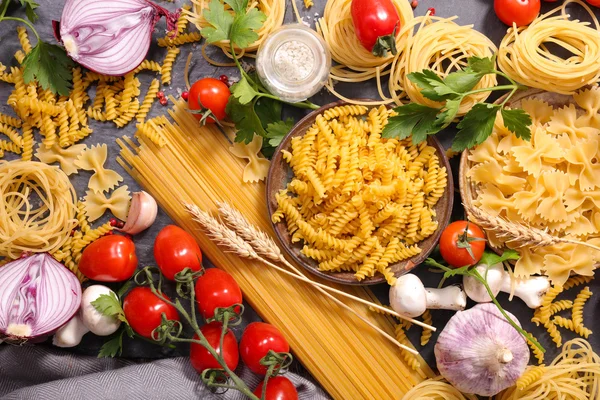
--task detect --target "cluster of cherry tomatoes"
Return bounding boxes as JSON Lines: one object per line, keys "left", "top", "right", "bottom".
{"left": 494, "top": 0, "right": 600, "bottom": 27}
{"left": 77, "top": 225, "right": 298, "bottom": 399}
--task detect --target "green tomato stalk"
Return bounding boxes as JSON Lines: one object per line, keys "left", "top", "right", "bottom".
{"left": 135, "top": 266, "right": 292, "bottom": 400}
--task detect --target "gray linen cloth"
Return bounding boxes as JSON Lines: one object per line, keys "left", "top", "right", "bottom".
{"left": 0, "top": 345, "right": 329, "bottom": 400}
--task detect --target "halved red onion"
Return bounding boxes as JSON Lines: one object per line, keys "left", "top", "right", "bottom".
{"left": 59, "top": 0, "right": 179, "bottom": 76}
{"left": 0, "top": 254, "right": 82, "bottom": 340}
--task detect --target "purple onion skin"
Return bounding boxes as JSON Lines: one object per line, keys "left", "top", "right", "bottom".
{"left": 0, "top": 254, "right": 82, "bottom": 342}
{"left": 58, "top": 0, "right": 180, "bottom": 76}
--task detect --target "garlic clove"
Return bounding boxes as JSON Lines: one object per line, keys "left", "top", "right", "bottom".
{"left": 434, "top": 303, "right": 529, "bottom": 397}
{"left": 120, "top": 191, "right": 158, "bottom": 235}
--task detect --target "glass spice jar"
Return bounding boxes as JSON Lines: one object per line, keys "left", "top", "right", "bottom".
{"left": 256, "top": 24, "right": 331, "bottom": 103}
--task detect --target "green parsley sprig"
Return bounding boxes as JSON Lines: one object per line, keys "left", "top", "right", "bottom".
{"left": 201, "top": 0, "right": 319, "bottom": 146}
{"left": 426, "top": 249, "right": 545, "bottom": 353}
{"left": 382, "top": 56, "right": 532, "bottom": 152}
{"left": 0, "top": 0, "right": 74, "bottom": 95}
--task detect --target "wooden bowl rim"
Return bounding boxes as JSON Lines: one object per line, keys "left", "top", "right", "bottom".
{"left": 266, "top": 100, "right": 454, "bottom": 286}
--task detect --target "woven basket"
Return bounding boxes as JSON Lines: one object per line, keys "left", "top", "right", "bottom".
{"left": 458, "top": 88, "right": 580, "bottom": 251}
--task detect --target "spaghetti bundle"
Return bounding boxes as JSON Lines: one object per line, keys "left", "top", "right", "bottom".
{"left": 117, "top": 98, "right": 434, "bottom": 399}
{"left": 186, "top": 0, "right": 285, "bottom": 62}
{"left": 401, "top": 376, "right": 478, "bottom": 400}
{"left": 497, "top": 339, "right": 600, "bottom": 399}
{"left": 497, "top": 0, "right": 600, "bottom": 94}
{"left": 0, "top": 160, "right": 78, "bottom": 259}
{"left": 316, "top": 0, "right": 413, "bottom": 103}
{"left": 389, "top": 15, "right": 497, "bottom": 114}
{"left": 318, "top": 11, "right": 497, "bottom": 109}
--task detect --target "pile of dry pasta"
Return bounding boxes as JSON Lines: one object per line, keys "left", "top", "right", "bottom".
{"left": 272, "top": 104, "right": 447, "bottom": 284}
{"left": 0, "top": 13, "right": 201, "bottom": 274}
{"left": 466, "top": 87, "right": 600, "bottom": 285}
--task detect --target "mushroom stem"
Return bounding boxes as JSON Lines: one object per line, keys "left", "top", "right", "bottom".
{"left": 425, "top": 286, "right": 467, "bottom": 311}
{"left": 390, "top": 274, "right": 467, "bottom": 318}
{"left": 53, "top": 314, "right": 90, "bottom": 348}
{"left": 463, "top": 263, "right": 550, "bottom": 309}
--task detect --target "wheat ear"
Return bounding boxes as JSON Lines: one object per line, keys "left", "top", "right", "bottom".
{"left": 465, "top": 203, "right": 600, "bottom": 253}
{"left": 184, "top": 202, "right": 420, "bottom": 354}
{"left": 216, "top": 201, "right": 433, "bottom": 331}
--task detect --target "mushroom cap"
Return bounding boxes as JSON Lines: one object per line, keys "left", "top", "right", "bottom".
{"left": 389, "top": 274, "right": 427, "bottom": 318}
{"left": 81, "top": 285, "right": 121, "bottom": 336}
{"left": 463, "top": 263, "right": 504, "bottom": 303}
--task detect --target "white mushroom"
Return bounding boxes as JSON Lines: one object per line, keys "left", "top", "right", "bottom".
{"left": 53, "top": 285, "right": 121, "bottom": 348}
{"left": 463, "top": 263, "right": 550, "bottom": 308}
{"left": 389, "top": 274, "right": 467, "bottom": 318}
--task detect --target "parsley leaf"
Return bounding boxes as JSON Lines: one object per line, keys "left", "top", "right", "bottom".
{"left": 452, "top": 103, "right": 501, "bottom": 152}
{"left": 224, "top": 0, "right": 247, "bottom": 13}
{"left": 98, "top": 331, "right": 125, "bottom": 358}
{"left": 479, "top": 249, "right": 520, "bottom": 267}
{"left": 444, "top": 70, "right": 482, "bottom": 94}
{"left": 230, "top": 77, "right": 260, "bottom": 104}
{"left": 501, "top": 108, "right": 532, "bottom": 141}
{"left": 254, "top": 97, "right": 282, "bottom": 128}
{"left": 22, "top": 41, "right": 73, "bottom": 96}
{"left": 408, "top": 70, "right": 457, "bottom": 101}
{"left": 467, "top": 55, "right": 497, "bottom": 75}
{"left": 265, "top": 118, "right": 294, "bottom": 147}
{"left": 201, "top": 0, "right": 234, "bottom": 43}
{"left": 230, "top": 7, "right": 265, "bottom": 48}
{"left": 17, "top": 0, "right": 39, "bottom": 22}
{"left": 436, "top": 98, "right": 461, "bottom": 127}
{"left": 382, "top": 103, "right": 442, "bottom": 143}
{"left": 91, "top": 292, "right": 129, "bottom": 325}
{"left": 226, "top": 97, "right": 266, "bottom": 143}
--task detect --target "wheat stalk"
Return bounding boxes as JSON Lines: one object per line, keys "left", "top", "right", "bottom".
{"left": 465, "top": 203, "right": 600, "bottom": 252}
{"left": 216, "top": 201, "right": 433, "bottom": 331}
{"left": 184, "top": 202, "right": 426, "bottom": 354}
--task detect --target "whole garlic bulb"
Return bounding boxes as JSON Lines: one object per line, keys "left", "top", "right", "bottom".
{"left": 434, "top": 303, "right": 529, "bottom": 396}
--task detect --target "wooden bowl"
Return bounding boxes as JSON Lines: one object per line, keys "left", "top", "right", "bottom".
{"left": 266, "top": 100, "right": 454, "bottom": 285}
{"left": 458, "top": 89, "right": 580, "bottom": 254}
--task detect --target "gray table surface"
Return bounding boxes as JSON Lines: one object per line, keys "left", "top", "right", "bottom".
{"left": 1, "top": 0, "right": 599, "bottom": 390}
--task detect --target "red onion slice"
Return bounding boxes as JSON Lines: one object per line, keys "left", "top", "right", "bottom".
{"left": 0, "top": 254, "right": 82, "bottom": 340}
{"left": 59, "top": 0, "right": 179, "bottom": 76}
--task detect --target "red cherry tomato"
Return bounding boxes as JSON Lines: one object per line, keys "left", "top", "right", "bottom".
{"left": 494, "top": 0, "right": 540, "bottom": 27}
{"left": 351, "top": 0, "right": 400, "bottom": 53}
{"left": 123, "top": 287, "right": 180, "bottom": 339}
{"left": 78, "top": 235, "right": 138, "bottom": 282}
{"left": 188, "top": 78, "right": 230, "bottom": 123}
{"left": 585, "top": 0, "right": 600, "bottom": 6}
{"left": 154, "top": 225, "right": 203, "bottom": 280}
{"left": 439, "top": 221, "right": 486, "bottom": 268}
{"left": 240, "top": 322, "right": 289, "bottom": 375}
{"left": 253, "top": 376, "right": 298, "bottom": 400}
{"left": 190, "top": 321, "right": 239, "bottom": 373}
{"left": 194, "top": 269, "right": 242, "bottom": 320}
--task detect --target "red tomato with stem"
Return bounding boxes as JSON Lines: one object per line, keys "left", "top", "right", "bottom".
{"left": 190, "top": 321, "right": 239, "bottom": 373}
{"left": 439, "top": 221, "right": 486, "bottom": 268}
{"left": 494, "top": 0, "right": 540, "bottom": 26}
{"left": 351, "top": 0, "right": 400, "bottom": 55}
{"left": 253, "top": 376, "right": 298, "bottom": 400}
{"left": 154, "top": 225, "right": 203, "bottom": 280}
{"left": 240, "top": 322, "right": 289, "bottom": 375}
{"left": 123, "top": 287, "right": 180, "bottom": 339}
{"left": 188, "top": 78, "right": 230, "bottom": 124}
{"left": 78, "top": 235, "right": 138, "bottom": 282}
{"left": 194, "top": 269, "right": 242, "bottom": 320}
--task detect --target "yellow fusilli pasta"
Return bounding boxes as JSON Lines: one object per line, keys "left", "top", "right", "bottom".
{"left": 161, "top": 47, "right": 180, "bottom": 85}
